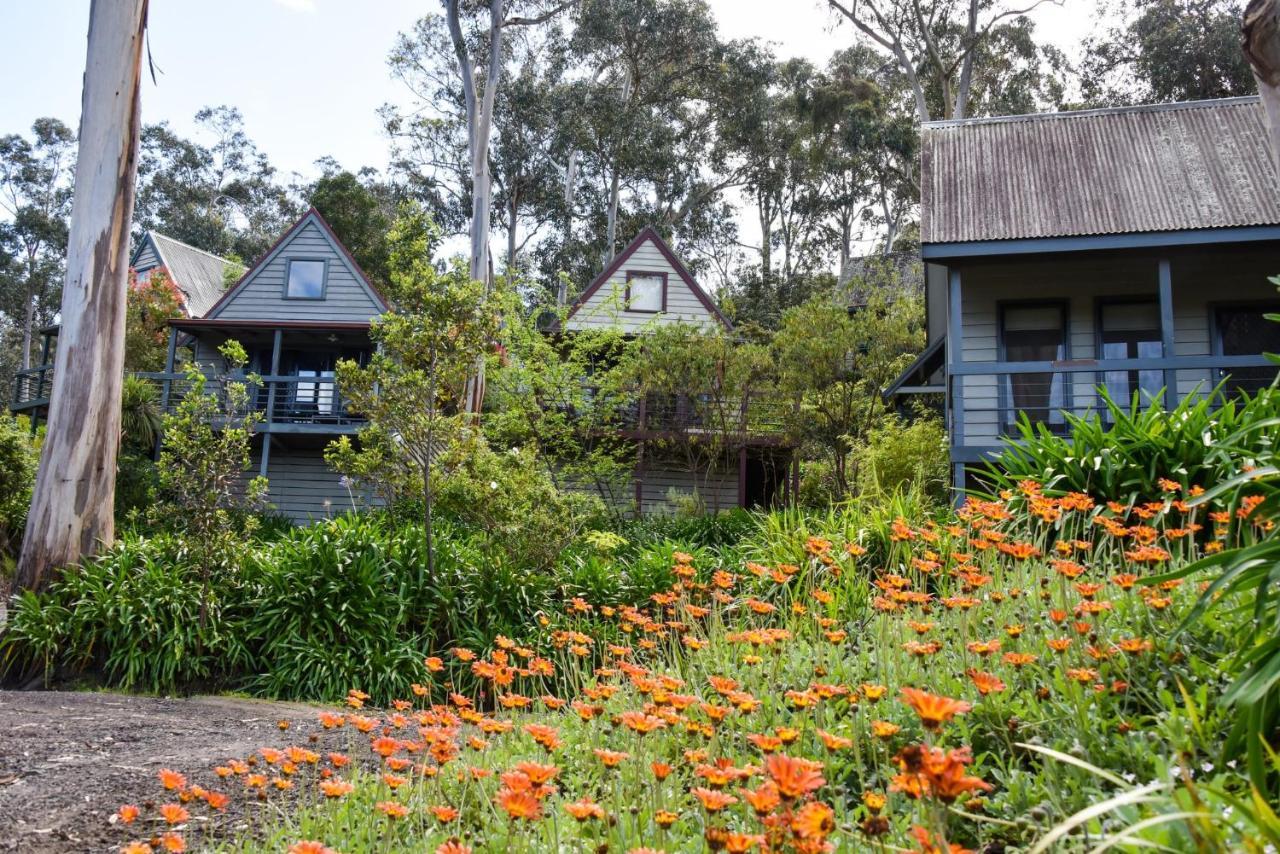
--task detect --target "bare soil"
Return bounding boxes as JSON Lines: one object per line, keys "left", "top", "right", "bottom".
{"left": 0, "top": 690, "right": 347, "bottom": 853}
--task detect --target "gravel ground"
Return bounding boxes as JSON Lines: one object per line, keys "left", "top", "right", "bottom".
{"left": 0, "top": 690, "right": 346, "bottom": 853}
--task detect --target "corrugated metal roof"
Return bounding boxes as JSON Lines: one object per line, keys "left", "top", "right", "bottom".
{"left": 148, "top": 232, "right": 245, "bottom": 316}
{"left": 920, "top": 97, "right": 1280, "bottom": 245}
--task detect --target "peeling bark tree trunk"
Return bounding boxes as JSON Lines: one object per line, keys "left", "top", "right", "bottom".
{"left": 1244, "top": 0, "right": 1280, "bottom": 172}
{"left": 14, "top": 0, "right": 147, "bottom": 593}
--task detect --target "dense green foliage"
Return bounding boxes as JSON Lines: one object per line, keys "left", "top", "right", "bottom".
{"left": 984, "top": 385, "right": 1280, "bottom": 500}
{"left": 0, "top": 490, "right": 919, "bottom": 702}
{"left": 0, "top": 413, "right": 38, "bottom": 565}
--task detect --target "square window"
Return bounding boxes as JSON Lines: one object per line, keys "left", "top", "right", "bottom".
{"left": 627, "top": 274, "right": 664, "bottom": 312}
{"left": 286, "top": 259, "right": 326, "bottom": 299}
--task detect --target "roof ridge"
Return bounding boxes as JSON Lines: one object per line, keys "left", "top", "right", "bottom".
{"left": 922, "top": 96, "right": 1262, "bottom": 130}
{"left": 148, "top": 230, "right": 244, "bottom": 268}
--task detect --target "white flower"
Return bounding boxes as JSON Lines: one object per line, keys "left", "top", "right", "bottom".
{"left": 489, "top": 480, "right": 499, "bottom": 490}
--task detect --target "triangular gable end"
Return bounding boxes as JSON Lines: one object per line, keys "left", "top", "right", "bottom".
{"left": 565, "top": 226, "right": 731, "bottom": 331}
{"left": 204, "top": 208, "right": 389, "bottom": 321}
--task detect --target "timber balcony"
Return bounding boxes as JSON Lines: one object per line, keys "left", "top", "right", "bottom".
{"left": 578, "top": 388, "right": 793, "bottom": 445}
{"left": 12, "top": 367, "right": 367, "bottom": 435}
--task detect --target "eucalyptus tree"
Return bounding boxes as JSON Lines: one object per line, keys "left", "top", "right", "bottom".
{"left": 133, "top": 106, "right": 297, "bottom": 262}
{"left": 564, "top": 0, "right": 746, "bottom": 261}
{"left": 0, "top": 118, "right": 76, "bottom": 371}
{"left": 17, "top": 0, "right": 147, "bottom": 593}
{"left": 1084, "top": 0, "right": 1255, "bottom": 106}
{"left": 824, "top": 0, "right": 1063, "bottom": 122}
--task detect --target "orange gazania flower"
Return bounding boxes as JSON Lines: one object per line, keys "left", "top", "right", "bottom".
{"left": 158, "top": 804, "right": 190, "bottom": 825}
{"left": 121, "top": 845, "right": 154, "bottom": 854}
{"left": 655, "top": 809, "right": 679, "bottom": 828}
{"left": 594, "top": 748, "right": 630, "bottom": 768}
{"left": 376, "top": 800, "right": 410, "bottom": 819}
{"left": 319, "top": 779, "right": 354, "bottom": 798}
{"left": 691, "top": 787, "right": 738, "bottom": 811}
{"left": 431, "top": 805, "right": 460, "bottom": 823}
{"left": 764, "top": 753, "right": 826, "bottom": 800}
{"left": 967, "top": 669, "right": 1007, "bottom": 695}
{"left": 435, "top": 842, "right": 472, "bottom": 854}
{"left": 871, "top": 720, "right": 901, "bottom": 739}
{"left": 891, "top": 745, "right": 993, "bottom": 803}
{"left": 116, "top": 804, "right": 140, "bottom": 824}
{"left": 158, "top": 769, "right": 187, "bottom": 791}
{"left": 911, "top": 825, "right": 976, "bottom": 854}
{"left": 817, "top": 729, "right": 853, "bottom": 752}
{"left": 524, "top": 723, "right": 561, "bottom": 752}
{"left": 900, "top": 687, "right": 972, "bottom": 731}
{"left": 652, "top": 761, "right": 673, "bottom": 781}
{"left": 513, "top": 761, "right": 560, "bottom": 785}
{"left": 287, "top": 843, "right": 337, "bottom": 854}
{"left": 159, "top": 834, "right": 186, "bottom": 853}
{"left": 791, "top": 800, "right": 836, "bottom": 839}
{"left": 725, "top": 832, "right": 765, "bottom": 853}
{"left": 741, "top": 780, "right": 781, "bottom": 815}
{"left": 564, "top": 797, "right": 606, "bottom": 821}
{"left": 496, "top": 787, "right": 542, "bottom": 820}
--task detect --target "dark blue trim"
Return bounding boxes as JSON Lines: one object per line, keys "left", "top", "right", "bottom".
{"left": 921, "top": 226, "right": 1280, "bottom": 260}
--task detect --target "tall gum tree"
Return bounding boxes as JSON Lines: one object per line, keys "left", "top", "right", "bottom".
{"left": 15, "top": 0, "right": 148, "bottom": 593}
{"left": 825, "top": 0, "right": 1062, "bottom": 121}
{"left": 444, "top": 0, "right": 576, "bottom": 413}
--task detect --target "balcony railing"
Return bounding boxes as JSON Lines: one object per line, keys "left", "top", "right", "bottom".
{"left": 11, "top": 365, "right": 53, "bottom": 410}
{"left": 12, "top": 367, "right": 367, "bottom": 432}
{"left": 949, "top": 354, "right": 1278, "bottom": 451}
{"left": 569, "top": 387, "right": 791, "bottom": 441}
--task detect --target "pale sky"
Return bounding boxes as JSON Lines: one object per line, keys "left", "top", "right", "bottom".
{"left": 1, "top": 1, "right": 1093, "bottom": 185}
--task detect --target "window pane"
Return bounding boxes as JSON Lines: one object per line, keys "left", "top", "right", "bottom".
{"left": 1217, "top": 304, "right": 1280, "bottom": 395}
{"left": 287, "top": 260, "right": 325, "bottom": 298}
{"left": 1001, "top": 305, "right": 1066, "bottom": 430}
{"left": 628, "top": 275, "right": 663, "bottom": 312}
{"left": 1099, "top": 300, "right": 1162, "bottom": 408}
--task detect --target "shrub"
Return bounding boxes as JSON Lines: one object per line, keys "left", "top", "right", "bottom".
{"left": 854, "top": 414, "right": 949, "bottom": 503}
{"left": 0, "top": 413, "right": 39, "bottom": 564}
{"left": 1, "top": 534, "right": 249, "bottom": 692}
{"left": 237, "top": 515, "right": 432, "bottom": 703}
{"left": 432, "top": 438, "right": 605, "bottom": 572}
{"left": 984, "top": 384, "right": 1280, "bottom": 500}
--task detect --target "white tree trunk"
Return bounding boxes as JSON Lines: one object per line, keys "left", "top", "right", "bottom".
{"left": 1244, "top": 0, "right": 1280, "bottom": 173}
{"left": 15, "top": 0, "right": 147, "bottom": 593}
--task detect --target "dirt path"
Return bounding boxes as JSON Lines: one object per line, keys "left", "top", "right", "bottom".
{"left": 0, "top": 690, "right": 346, "bottom": 853}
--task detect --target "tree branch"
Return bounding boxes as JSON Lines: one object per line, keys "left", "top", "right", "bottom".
{"left": 503, "top": 0, "right": 577, "bottom": 28}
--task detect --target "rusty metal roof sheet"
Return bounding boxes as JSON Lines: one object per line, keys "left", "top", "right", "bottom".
{"left": 920, "top": 97, "right": 1280, "bottom": 245}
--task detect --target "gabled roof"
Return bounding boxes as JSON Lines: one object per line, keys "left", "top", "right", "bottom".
{"left": 565, "top": 226, "right": 731, "bottom": 330}
{"left": 921, "top": 96, "right": 1280, "bottom": 245}
{"left": 203, "top": 207, "right": 389, "bottom": 319}
{"left": 131, "top": 231, "right": 244, "bottom": 317}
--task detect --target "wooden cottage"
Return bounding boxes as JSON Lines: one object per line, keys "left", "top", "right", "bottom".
{"left": 565, "top": 227, "right": 792, "bottom": 513}
{"left": 888, "top": 96, "right": 1280, "bottom": 488}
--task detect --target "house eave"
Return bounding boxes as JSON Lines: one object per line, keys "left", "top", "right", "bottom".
{"left": 920, "top": 225, "right": 1280, "bottom": 261}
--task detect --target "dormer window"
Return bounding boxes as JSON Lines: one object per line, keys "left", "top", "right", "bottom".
{"left": 626, "top": 271, "right": 666, "bottom": 313}
{"left": 285, "top": 258, "right": 326, "bottom": 299}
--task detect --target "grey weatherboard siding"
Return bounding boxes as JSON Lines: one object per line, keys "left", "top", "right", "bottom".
{"left": 207, "top": 210, "right": 386, "bottom": 322}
